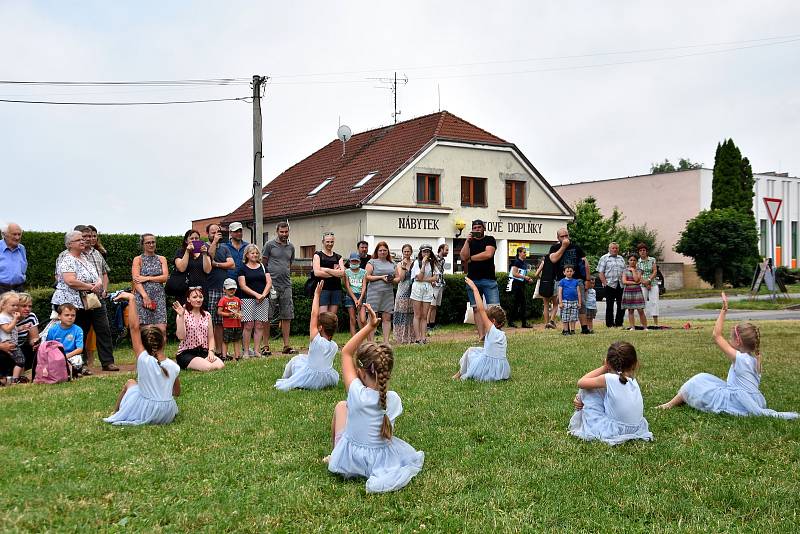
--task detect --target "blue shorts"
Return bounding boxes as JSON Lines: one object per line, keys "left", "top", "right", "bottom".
{"left": 467, "top": 278, "right": 500, "bottom": 307}
{"left": 320, "top": 289, "right": 342, "bottom": 306}
{"left": 344, "top": 292, "right": 361, "bottom": 308}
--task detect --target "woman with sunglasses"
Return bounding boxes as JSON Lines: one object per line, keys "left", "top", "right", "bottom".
{"left": 132, "top": 234, "right": 169, "bottom": 337}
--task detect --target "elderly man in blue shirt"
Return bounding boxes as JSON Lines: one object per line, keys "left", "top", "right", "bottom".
{"left": 0, "top": 223, "right": 27, "bottom": 294}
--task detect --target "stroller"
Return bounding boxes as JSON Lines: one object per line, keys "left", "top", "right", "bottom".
{"left": 106, "top": 290, "right": 131, "bottom": 347}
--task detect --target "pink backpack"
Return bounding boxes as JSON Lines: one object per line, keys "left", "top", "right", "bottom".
{"left": 33, "top": 340, "right": 71, "bottom": 384}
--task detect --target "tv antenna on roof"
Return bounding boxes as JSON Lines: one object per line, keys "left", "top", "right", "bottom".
{"left": 369, "top": 71, "right": 408, "bottom": 124}
{"left": 337, "top": 124, "right": 352, "bottom": 157}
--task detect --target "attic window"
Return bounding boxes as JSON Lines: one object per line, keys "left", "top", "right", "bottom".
{"left": 308, "top": 177, "right": 333, "bottom": 196}
{"left": 262, "top": 192, "right": 272, "bottom": 200}
{"left": 353, "top": 172, "right": 378, "bottom": 189}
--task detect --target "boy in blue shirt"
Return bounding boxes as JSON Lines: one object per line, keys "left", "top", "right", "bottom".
{"left": 46, "top": 303, "right": 88, "bottom": 375}
{"left": 558, "top": 265, "right": 582, "bottom": 335}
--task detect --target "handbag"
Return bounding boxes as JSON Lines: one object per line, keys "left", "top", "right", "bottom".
{"left": 165, "top": 270, "right": 190, "bottom": 297}
{"left": 81, "top": 291, "right": 102, "bottom": 310}
{"left": 304, "top": 273, "right": 317, "bottom": 297}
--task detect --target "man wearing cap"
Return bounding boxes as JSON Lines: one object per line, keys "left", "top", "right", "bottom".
{"left": 223, "top": 222, "right": 249, "bottom": 281}
{"left": 0, "top": 223, "right": 27, "bottom": 294}
{"left": 459, "top": 219, "right": 499, "bottom": 338}
{"left": 261, "top": 221, "right": 296, "bottom": 354}
{"left": 206, "top": 223, "right": 235, "bottom": 355}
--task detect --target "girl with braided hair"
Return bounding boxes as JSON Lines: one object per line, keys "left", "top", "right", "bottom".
{"left": 453, "top": 277, "right": 510, "bottom": 381}
{"left": 657, "top": 293, "right": 798, "bottom": 419}
{"left": 325, "top": 303, "right": 424, "bottom": 493}
{"left": 103, "top": 292, "right": 181, "bottom": 426}
{"left": 569, "top": 341, "right": 653, "bottom": 445}
{"left": 274, "top": 281, "right": 339, "bottom": 391}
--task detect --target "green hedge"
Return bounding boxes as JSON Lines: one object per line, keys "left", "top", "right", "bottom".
{"left": 27, "top": 274, "right": 544, "bottom": 340}
{"left": 20, "top": 231, "right": 184, "bottom": 289}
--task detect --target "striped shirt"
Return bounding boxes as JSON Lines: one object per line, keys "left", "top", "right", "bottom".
{"left": 597, "top": 253, "right": 626, "bottom": 288}
{"left": 16, "top": 312, "right": 38, "bottom": 344}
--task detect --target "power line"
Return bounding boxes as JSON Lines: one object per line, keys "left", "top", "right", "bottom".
{"left": 0, "top": 96, "right": 249, "bottom": 106}
{"left": 265, "top": 37, "right": 800, "bottom": 85}
{"left": 267, "top": 33, "right": 800, "bottom": 80}
{"left": 0, "top": 78, "right": 251, "bottom": 87}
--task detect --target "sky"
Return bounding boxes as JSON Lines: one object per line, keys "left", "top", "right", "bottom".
{"left": 2, "top": 1, "right": 799, "bottom": 236}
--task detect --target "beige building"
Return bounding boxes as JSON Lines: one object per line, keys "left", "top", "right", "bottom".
{"left": 221, "top": 111, "right": 573, "bottom": 272}
{"left": 555, "top": 169, "right": 799, "bottom": 287}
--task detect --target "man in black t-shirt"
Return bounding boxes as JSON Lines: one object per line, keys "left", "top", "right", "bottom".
{"left": 548, "top": 228, "right": 591, "bottom": 334}
{"left": 459, "top": 219, "right": 499, "bottom": 338}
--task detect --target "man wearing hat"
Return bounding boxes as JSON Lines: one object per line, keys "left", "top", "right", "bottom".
{"left": 459, "top": 219, "right": 499, "bottom": 338}
{"left": 223, "top": 222, "right": 250, "bottom": 281}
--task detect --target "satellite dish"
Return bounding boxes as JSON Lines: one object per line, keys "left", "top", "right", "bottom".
{"left": 337, "top": 125, "right": 352, "bottom": 143}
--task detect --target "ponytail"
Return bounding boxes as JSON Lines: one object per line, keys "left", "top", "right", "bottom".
{"left": 606, "top": 341, "right": 637, "bottom": 385}
{"left": 141, "top": 326, "right": 168, "bottom": 377}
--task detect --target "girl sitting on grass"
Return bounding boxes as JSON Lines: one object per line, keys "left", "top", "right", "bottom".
{"left": 325, "top": 303, "right": 424, "bottom": 493}
{"left": 569, "top": 341, "right": 653, "bottom": 445}
{"left": 104, "top": 292, "right": 180, "bottom": 426}
{"left": 657, "top": 293, "right": 798, "bottom": 419}
{"left": 453, "top": 277, "right": 510, "bottom": 381}
{"left": 274, "top": 281, "right": 339, "bottom": 391}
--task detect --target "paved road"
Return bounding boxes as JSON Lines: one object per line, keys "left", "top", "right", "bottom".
{"left": 596, "top": 293, "right": 800, "bottom": 321}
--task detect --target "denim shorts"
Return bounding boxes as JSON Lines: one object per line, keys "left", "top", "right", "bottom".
{"left": 344, "top": 291, "right": 361, "bottom": 308}
{"left": 320, "top": 289, "right": 342, "bottom": 306}
{"left": 467, "top": 278, "right": 500, "bottom": 307}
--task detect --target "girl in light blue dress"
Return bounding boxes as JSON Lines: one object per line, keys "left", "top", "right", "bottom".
{"left": 275, "top": 281, "right": 339, "bottom": 391}
{"left": 325, "top": 304, "right": 424, "bottom": 493}
{"left": 104, "top": 292, "right": 180, "bottom": 426}
{"left": 657, "top": 293, "right": 798, "bottom": 419}
{"left": 569, "top": 341, "right": 653, "bottom": 445}
{"left": 453, "top": 277, "right": 510, "bottom": 381}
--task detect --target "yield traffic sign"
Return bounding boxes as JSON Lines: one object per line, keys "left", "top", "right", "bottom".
{"left": 763, "top": 197, "right": 782, "bottom": 224}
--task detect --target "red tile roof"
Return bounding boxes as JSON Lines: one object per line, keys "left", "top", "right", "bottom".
{"left": 223, "top": 111, "right": 508, "bottom": 224}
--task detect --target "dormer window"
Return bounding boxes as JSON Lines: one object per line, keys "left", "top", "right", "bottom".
{"left": 353, "top": 172, "right": 378, "bottom": 189}
{"left": 308, "top": 177, "right": 333, "bottom": 196}
{"left": 262, "top": 192, "right": 272, "bottom": 200}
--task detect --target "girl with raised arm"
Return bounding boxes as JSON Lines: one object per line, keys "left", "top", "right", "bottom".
{"left": 453, "top": 277, "right": 510, "bottom": 381}
{"left": 104, "top": 292, "right": 180, "bottom": 425}
{"left": 274, "top": 281, "right": 339, "bottom": 391}
{"left": 657, "top": 293, "right": 798, "bottom": 419}
{"left": 325, "top": 304, "right": 424, "bottom": 493}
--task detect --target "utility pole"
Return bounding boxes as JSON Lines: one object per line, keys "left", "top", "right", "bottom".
{"left": 252, "top": 75, "right": 266, "bottom": 249}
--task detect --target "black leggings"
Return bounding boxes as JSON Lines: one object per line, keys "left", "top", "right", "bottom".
{"left": 511, "top": 280, "right": 527, "bottom": 324}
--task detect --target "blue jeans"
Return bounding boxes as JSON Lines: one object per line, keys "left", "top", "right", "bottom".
{"left": 319, "top": 289, "right": 342, "bottom": 306}
{"left": 467, "top": 278, "right": 500, "bottom": 307}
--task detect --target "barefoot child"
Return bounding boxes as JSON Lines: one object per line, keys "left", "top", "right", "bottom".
{"left": 104, "top": 292, "right": 181, "bottom": 425}
{"left": 217, "top": 278, "right": 243, "bottom": 361}
{"left": 326, "top": 303, "right": 424, "bottom": 493}
{"left": 453, "top": 277, "right": 510, "bottom": 381}
{"left": 274, "top": 281, "right": 339, "bottom": 391}
{"left": 557, "top": 265, "right": 581, "bottom": 335}
{"left": 657, "top": 293, "right": 798, "bottom": 419}
{"left": 569, "top": 341, "right": 653, "bottom": 445}
{"left": 45, "top": 303, "right": 88, "bottom": 377}
{"left": 0, "top": 292, "right": 26, "bottom": 384}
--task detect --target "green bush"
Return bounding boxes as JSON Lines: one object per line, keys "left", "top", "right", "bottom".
{"left": 20, "top": 231, "right": 184, "bottom": 289}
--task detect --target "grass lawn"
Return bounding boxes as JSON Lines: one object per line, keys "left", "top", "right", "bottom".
{"left": 696, "top": 298, "right": 800, "bottom": 311}
{"left": 662, "top": 283, "right": 800, "bottom": 300}
{"left": 2, "top": 323, "right": 799, "bottom": 532}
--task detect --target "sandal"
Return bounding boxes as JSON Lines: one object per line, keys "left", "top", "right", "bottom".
{"left": 260, "top": 347, "right": 272, "bottom": 356}
{"left": 282, "top": 346, "right": 297, "bottom": 355}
